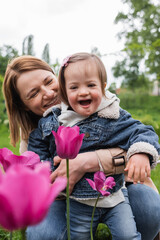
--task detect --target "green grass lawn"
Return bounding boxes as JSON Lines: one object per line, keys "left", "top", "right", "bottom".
{"left": 0, "top": 124, "right": 19, "bottom": 155}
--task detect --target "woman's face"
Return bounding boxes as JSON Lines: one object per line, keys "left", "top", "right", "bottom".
{"left": 16, "top": 69, "right": 60, "bottom": 116}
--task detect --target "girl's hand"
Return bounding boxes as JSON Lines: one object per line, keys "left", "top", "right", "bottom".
{"left": 124, "top": 153, "right": 151, "bottom": 184}
{"left": 50, "top": 152, "right": 99, "bottom": 194}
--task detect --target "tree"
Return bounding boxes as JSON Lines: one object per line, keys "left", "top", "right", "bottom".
{"left": 91, "top": 47, "right": 102, "bottom": 57}
{"left": 112, "top": 0, "right": 160, "bottom": 89}
{"left": 0, "top": 45, "right": 19, "bottom": 76}
{"left": 22, "top": 34, "right": 35, "bottom": 56}
{"left": 42, "top": 43, "right": 50, "bottom": 64}
{"left": 51, "top": 58, "right": 61, "bottom": 76}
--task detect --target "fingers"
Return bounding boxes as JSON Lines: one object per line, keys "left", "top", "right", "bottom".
{"left": 50, "top": 170, "right": 58, "bottom": 183}
{"left": 125, "top": 153, "right": 151, "bottom": 184}
{"left": 54, "top": 156, "right": 63, "bottom": 166}
{"left": 126, "top": 164, "right": 151, "bottom": 184}
{"left": 146, "top": 165, "right": 151, "bottom": 177}
{"left": 50, "top": 160, "right": 67, "bottom": 183}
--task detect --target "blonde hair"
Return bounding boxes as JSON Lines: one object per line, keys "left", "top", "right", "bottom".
{"left": 58, "top": 52, "right": 107, "bottom": 105}
{"left": 3, "top": 55, "right": 55, "bottom": 147}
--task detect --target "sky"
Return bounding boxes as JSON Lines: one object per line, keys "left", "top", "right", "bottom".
{"left": 0, "top": 0, "right": 126, "bottom": 86}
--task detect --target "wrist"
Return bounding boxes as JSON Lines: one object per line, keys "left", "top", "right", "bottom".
{"left": 80, "top": 152, "right": 99, "bottom": 172}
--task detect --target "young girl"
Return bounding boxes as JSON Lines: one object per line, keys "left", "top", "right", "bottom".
{"left": 28, "top": 53, "right": 160, "bottom": 240}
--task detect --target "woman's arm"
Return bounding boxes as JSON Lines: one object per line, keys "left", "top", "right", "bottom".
{"left": 50, "top": 148, "right": 126, "bottom": 193}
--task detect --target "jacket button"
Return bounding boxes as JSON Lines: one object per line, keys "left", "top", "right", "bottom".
{"left": 85, "top": 132, "right": 90, "bottom": 138}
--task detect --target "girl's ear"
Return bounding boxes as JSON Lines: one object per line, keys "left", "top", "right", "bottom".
{"left": 104, "top": 82, "right": 107, "bottom": 88}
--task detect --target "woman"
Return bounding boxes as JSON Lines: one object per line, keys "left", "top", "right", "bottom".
{"left": 3, "top": 55, "right": 160, "bottom": 240}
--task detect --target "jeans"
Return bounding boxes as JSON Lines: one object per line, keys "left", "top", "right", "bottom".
{"left": 26, "top": 185, "right": 160, "bottom": 240}
{"left": 69, "top": 188, "right": 141, "bottom": 240}
{"left": 128, "top": 183, "right": 160, "bottom": 240}
{"left": 26, "top": 200, "right": 67, "bottom": 240}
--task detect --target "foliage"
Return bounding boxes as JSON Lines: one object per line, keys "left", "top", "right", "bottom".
{"left": 42, "top": 43, "right": 50, "bottom": 64}
{"left": 0, "top": 124, "right": 19, "bottom": 155}
{"left": 118, "top": 90, "right": 160, "bottom": 135}
{"left": 95, "top": 223, "right": 112, "bottom": 240}
{"left": 0, "top": 228, "right": 21, "bottom": 240}
{"left": 51, "top": 58, "right": 61, "bottom": 76}
{"left": 0, "top": 45, "right": 19, "bottom": 76}
{"left": 0, "top": 75, "right": 8, "bottom": 123}
{"left": 151, "top": 163, "right": 160, "bottom": 189}
{"left": 91, "top": 47, "right": 102, "bottom": 57}
{"left": 22, "top": 34, "right": 35, "bottom": 56}
{"left": 113, "top": 0, "right": 160, "bottom": 89}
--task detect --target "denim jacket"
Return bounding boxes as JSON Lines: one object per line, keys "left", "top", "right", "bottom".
{"left": 28, "top": 98, "right": 160, "bottom": 199}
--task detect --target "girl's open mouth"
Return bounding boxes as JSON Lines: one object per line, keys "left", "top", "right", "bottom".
{"left": 79, "top": 100, "right": 91, "bottom": 106}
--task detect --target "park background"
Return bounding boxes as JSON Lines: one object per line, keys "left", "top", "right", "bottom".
{"left": 0, "top": 0, "right": 160, "bottom": 239}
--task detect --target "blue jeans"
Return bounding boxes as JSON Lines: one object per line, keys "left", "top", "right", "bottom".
{"left": 26, "top": 199, "right": 67, "bottom": 240}
{"left": 128, "top": 183, "right": 160, "bottom": 240}
{"left": 26, "top": 185, "right": 160, "bottom": 240}
{"left": 69, "top": 188, "right": 141, "bottom": 240}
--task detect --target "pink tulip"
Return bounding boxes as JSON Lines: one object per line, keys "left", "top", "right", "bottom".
{"left": 52, "top": 126, "right": 84, "bottom": 159}
{"left": 86, "top": 171, "right": 116, "bottom": 196}
{"left": 0, "top": 148, "right": 40, "bottom": 171}
{"left": 0, "top": 163, "right": 67, "bottom": 231}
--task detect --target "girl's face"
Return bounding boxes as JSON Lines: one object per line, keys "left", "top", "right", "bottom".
{"left": 65, "top": 59, "right": 103, "bottom": 116}
{"left": 16, "top": 69, "right": 60, "bottom": 116}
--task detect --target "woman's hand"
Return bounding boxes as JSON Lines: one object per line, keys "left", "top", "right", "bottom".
{"left": 50, "top": 152, "right": 99, "bottom": 194}
{"left": 124, "top": 153, "right": 151, "bottom": 184}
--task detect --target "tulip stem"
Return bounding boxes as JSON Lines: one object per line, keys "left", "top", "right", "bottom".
{"left": 90, "top": 193, "right": 100, "bottom": 240}
{"left": 66, "top": 158, "right": 70, "bottom": 240}
{"left": 10, "top": 231, "right": 12, "bottom": 240}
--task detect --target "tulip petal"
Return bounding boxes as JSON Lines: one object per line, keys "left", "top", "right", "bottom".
{"left": 86, "top": 178, "right": 96, "bottom": 191}
{"left": 94, "top": 171, "right": 106, "bottom": 181}
{"left": 52, "top": 126, "right": 84, "bottom": 159}
{"left": 99, "top": 190, "right": 111, "bottom": 197}
{"left": 0, "top": 163, "right": 65, "bottom": 231}
{"left": 50, "top": 176, "right": 67, "bottom": 202}
{"left": 0, "top": 193, "right": 17, "bottom": 230}
{"left": 0, "top": 148, "right": 40, "bottom": 171}
{"left": 104, "top": 177, "right": 116, "bottom": 189}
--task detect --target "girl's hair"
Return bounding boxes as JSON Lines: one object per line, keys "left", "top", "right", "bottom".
{"left": 58, "top": 52, "right": 107, "bottom": 105}
{"left": 3, "top": 55, "right": 55, "bottom": 147}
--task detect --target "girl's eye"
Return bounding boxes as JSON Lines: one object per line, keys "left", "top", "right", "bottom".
{"left": 88, "top": 84, "right": 95, "bottom": 87}
{"left": 70, "top": 86, "right": 77, "bottom": 90}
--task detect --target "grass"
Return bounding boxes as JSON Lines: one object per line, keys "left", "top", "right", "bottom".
{"left": 0, "top": 124, "right": 19, "bottom": 155}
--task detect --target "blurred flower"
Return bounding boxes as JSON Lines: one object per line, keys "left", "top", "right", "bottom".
{"left": 0, "top": 148, "right": 40, "bottom": 171}
{"left": 86, "top": 171, "right": 115, "bottom": 196}
{"left": 86, "top": 171, "right": 116, "bottom": 240}
{"left": 0, "top": 163, "right": 67, "bottom": 231}
{"left": 52, "top": 126, "right": 84, "bottom": 159}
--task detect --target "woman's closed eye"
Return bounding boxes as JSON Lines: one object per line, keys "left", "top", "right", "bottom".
{"left": 29, "top": 90, "right": 39, "bottom": 99}
{"left": 45, "top": 78, "right": 53, "bottom": 85}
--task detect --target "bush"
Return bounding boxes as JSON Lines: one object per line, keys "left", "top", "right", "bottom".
{"left": 95, "top": 223, "right": 112, "bottom": 240}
